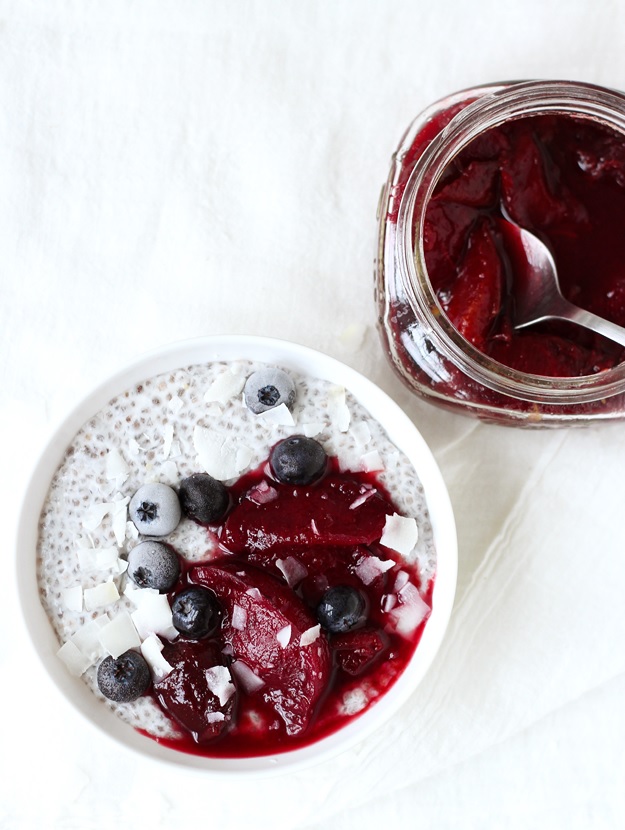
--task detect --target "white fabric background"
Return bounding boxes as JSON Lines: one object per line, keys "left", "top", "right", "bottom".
{"left": 3, "top": 1, "right": 625, "bottom": 828}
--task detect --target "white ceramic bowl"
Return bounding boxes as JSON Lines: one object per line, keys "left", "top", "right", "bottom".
{"left": 16, "top": 335, "right": 457, "bottom": 775}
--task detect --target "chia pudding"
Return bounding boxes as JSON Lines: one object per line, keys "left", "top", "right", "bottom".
{"left": 37, "top": 358, "right": 437, "bottom": 757}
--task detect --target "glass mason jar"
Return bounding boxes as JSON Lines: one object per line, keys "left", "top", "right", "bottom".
{"left": 375, "top": 80, "right": 625, "bottom": 426}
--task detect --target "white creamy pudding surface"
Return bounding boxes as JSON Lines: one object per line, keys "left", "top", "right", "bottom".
{"left": 37, "top": 359, "right": 437, "bottom": 741}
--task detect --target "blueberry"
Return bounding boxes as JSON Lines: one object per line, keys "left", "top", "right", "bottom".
{"left": 244, "top": 368, "right": 296, "bottom": 414}
{"left": 179, "top": 473, "right": 230, "bottom": 524}
{"left": 129, "top": 483, "right": 181, "bottom": 536}
{"left": 127, "top": 540, "right": 180, "bottom": 592}
{"left": 269, "top": 435, "right": 327, "bottom": 485}
{"left": 316, "top": 585, "right": 367, "bottom": 633}
{"left": 172, "top": 587, "right": 223, "bottom": 639}
{"left": 97, "top": 650, "right": 151, "bottom": 702}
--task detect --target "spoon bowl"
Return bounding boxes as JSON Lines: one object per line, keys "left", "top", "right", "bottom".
{"left": 501, "top": 218, "right": 625, "bottom": 349}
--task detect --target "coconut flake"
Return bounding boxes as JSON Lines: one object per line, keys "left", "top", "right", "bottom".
{"left": 157, "top": 459, "right": 179, "bottom": 485}
{"left": 206, "top": 711, "right": 225, "bottom": 724}
{"left": 247, "top": 481, "right": 278, "bottom": 505}
{"left": 275, "top": 556, "right": 308, "bottom": 587}
{"left": 300, "top": 624, "right": 321, "bottom": 646}
{"left": 127, "top": 438, "right": 141, "bottom": 458}
{"left": 193, "top": 426, "right": 253, "bottom": 481}
{"left": 342, "top": 687, "right": 368, "bottom": 715}
{"left": 301, "top": 422, "right": 325, "bottom": 438}
{"left": 84, "top": 580, "right": 120, "bottom": 610}
{"left": 327, "top": 385, "right": 350, "bottom": 432}
{"left": 245, "top": 587, "right": 262, "bottom": 600}
{"left": 351, "top": 420, "right": 372, "bottom": 447}
{"left": 77, "top": 546, "right": 120, "bottom": 573}
{"left": 203, "top": 368, "right": 246, "bottom": 405}
{"left": 205, "top": 666, "right": 236, "bottom": 706}
{"left": 105, "top": 449, "right": 129, "bottom": 485}
{"left": 85, "top": 495, "right": 127, "bottom": 546}
{"left": 70, "top": 616, "right": 109, "bottom": 663}
{"left": 386, "top": 450, "right": 400, "bottom": 469}
{"left": 98, "top": 611, "right": 141, "bottom": 658}
{"left": 130, "top": 593, "right": 177, "bottom": 640}
{"left": 381, "top": 593, "right": 397, "bottom": 613}
{"left": 256, "top": 403, "right": 295, "bottom": 426}
{"left": 61, "top": 585, "right": 83, "bottom": 612}
{"left": 57, "top": 641, "right": 92, "bottom": 676}
{"left": 162, "top": 423, "right": 175, "bottom": 459}
{"left": 230, "top": 660, "right": 265, "bottom": 693}
{"left": 360, "top": 450, "right": 384, "bottom": 473}
{"left": 141, "top": 634, "right": 174, "bottom": 680}
{"left": 393, "top": 570, "right": 410, "bottom": 592}
{"left": 276, "top": 625, "right": 292, "bottom": 648}
{"left": 169, "top": 439, "right": 182, "bottom": 458}
{"left": 355, "top": 555, "right": 395, "bottom": 586}
{"left": 388, "top": 582, "right": 430, "bottom": 637}
{"left": 124, "top": 583, "right": 160, "bottom": 606}
{"left": 112, "top": 503, "right": 130, "bottom": 546}
{"left": 129, "top": 432, "right": 160, "bottom": 454}
{"left": 168, "top": 395, "right": 184, "bottom": 415}
{"left": 231, "top": 604, "right": 247, "bottom": 630}
{"left": 82, "top": 503, "right": 112, "bottom": 532}
{"left": 235, "top": 444, "right": 254, "bottom": 475}
{"left": 125, "top": 521, "right": 140, "bottom": 543}
{"left": 349, "top": 488, "right": 376, "bottom": 510}
{"left": 380, "top": 513, "right": 419, "bottom": 556}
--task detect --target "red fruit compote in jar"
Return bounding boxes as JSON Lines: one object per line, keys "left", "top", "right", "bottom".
{"left": 376, "top": 81, "right": 625, "bottom": 425}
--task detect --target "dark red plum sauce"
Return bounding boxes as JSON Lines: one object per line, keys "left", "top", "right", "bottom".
{"left": 423, "top": 112, "right": 625, "bottom": 376}
{"left": 141, "top": 457, "right": 431, "bottom": 759}
{"left": 376, "top": 84, "right": 625, "bottom": 423}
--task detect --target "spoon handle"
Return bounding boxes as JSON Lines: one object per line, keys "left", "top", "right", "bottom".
{"left": 522, "top": 298, "right": 625, "bottom": 349}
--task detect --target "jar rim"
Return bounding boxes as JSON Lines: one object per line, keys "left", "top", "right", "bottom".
{"left": 397, "top": 79, "right": 625, "bottom": 404}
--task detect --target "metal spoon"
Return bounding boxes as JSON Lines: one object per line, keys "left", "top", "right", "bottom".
{"left": 501, "top": 218, "right": 625, "bottom": 349}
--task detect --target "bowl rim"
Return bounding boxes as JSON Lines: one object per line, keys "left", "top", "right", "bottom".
{"left": 16, "top": 334, "right": 457, "bottom": 776}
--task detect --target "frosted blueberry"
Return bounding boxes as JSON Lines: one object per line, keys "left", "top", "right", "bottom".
{"left": 97, "top": 650, "right": 151, "bottom": 702}
{"left": 129, "top": 483, "right": 181, "bottom": 536}
{"left": 127, "top": 540, "right": 180, "bottom": 592}
{"left": 244, "top": 368, "right": 296, "bottom": 414}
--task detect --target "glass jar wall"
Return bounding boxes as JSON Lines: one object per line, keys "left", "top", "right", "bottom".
{"left": 375, "top": 81, "right": 625, "bottom": 426}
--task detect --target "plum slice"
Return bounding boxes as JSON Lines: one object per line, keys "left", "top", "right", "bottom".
{"left": 443, "top": 219, "right": 503, "bottom": 351}
{"left": 488, "top": 331, "right": 595, "bottom": 377}
{"left": 191, "top": 563, "right": 331, "bottom": 736}
{"left": 331, "top": 628, "right": 390, "bottom": 676}
{"left": 242, "top": 543, "right": 369, "bottom": 586}
{"left": 220, "top": 474, "right": 391, "bottom": 554}
{"left": 433, "top": 159, "right": 500, "bottom": 208}
{"left": 500, "top": 121, "right": 588, "bottom": 230}
{"left": 154, "top": 640, "right": 237, "bottom": 743}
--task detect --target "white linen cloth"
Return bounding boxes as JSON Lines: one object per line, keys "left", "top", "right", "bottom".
{"left": 2, "top": 1, "right": 625, "bottom": 828}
